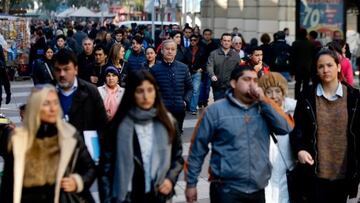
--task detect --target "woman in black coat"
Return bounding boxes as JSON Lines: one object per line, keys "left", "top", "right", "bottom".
{"left": 99, "top": 70, "right": 184, "bottom": 203}
{"left": 32, "top": 46, "right": 56, "bottom": 85}
{"left": 0, "top": 85, "right": 96, "bottom": 203}
{"left": 290, "top": 49, "right": 360, "bottom": 203}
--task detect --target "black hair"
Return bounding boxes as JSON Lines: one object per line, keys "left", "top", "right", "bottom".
{"left": 114, "top": 28, "right": 124, "bottom": 35}
{"left": 145, "top": 46, "right": 156, "bottom": 53}
{"left": 189, "top": 34, "right": 199, "bottom": 39}
{"left": 248, "top": 46, "right": 262, "bottom": 55}
{"left": 109, "top": 70, "right": 176, "bottom": 142}
{"left": 260, "top": 33, "right": 271, "bottom": 44}
{"left": 170, "top": 30, "right": 182, "bottom": 38}
{"left": 183, "top": 26, "right": 193, "bottom": 32}
{"left": 94, "top": 44, "right": 107, "bottom": 55}
{"left": 56, "top": 34, "right": 66, "bottom": 41}
{"left": 276, "top": 31, "right": 286, "bottom": 40}
{"left": 309, "top": 30, "right": 318, "bottom": 40}
{"left": 317, "top": 47, "right": 340, "bottom": 64}
{"left": 231, "top": 65, "right": 256, "bottom": 81}
{"left": 326, "top": 40, "right": 344, "bottom": 55}
{"left": 220, "top": 33, "right": 232, "bottom": 40}
{"left": 313, "top": 48, "right": 342, "bottom": 84}
{"left": 53, "top": 49, "right": 78, "bottom": 66}
{"left": 132, "top": 35, "right": 143, "bottom": 44}
{"left": 297, "top": 28, "right": 308, "bottom": 40}
{"left": 19, "top": 104, "right": 26, "bottom": 111}
{"left": 203, "top": 28, "right": 212, "bottom": 35}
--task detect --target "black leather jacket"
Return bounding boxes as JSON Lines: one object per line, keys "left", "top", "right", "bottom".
{"left": 98, "top": 120, "right": 184, "bottom": 203}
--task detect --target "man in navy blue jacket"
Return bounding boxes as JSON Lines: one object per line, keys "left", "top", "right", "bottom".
{"left": 150, "top": 39, "right": 193, "bottom": 133}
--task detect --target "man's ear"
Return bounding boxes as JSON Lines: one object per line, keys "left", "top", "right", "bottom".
{"left": 230, "top": 79, "right": 236, "bottom": 89}
{"left": 74, "top": 65, "right": 78, "bottom": 75}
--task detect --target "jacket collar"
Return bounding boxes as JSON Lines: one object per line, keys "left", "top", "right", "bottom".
{"left": 12, "top": 122, "right": 77, "bottom": 203}
{"left": 302, "top": 82, "right": 359, "bottom": 121}
{"left": 225, "top": 90, "right": 258, "bottom": 110}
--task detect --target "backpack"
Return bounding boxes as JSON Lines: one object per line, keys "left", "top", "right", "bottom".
{"left": 274, "top": 50, "right": 290, "bottom": 67}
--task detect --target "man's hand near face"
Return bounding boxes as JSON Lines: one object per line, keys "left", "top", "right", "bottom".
{"left": 248, "top": 83, "right": 265, "bottom": 102}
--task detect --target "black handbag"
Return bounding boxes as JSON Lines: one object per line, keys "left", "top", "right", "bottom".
{"left": 270, "top": 133, "right": 301, "bottom": 203}
{"left": 60, "top": 149, "right": 86, "bottom": 203}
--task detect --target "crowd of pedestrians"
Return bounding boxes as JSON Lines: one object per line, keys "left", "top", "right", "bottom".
{"left": 0, "top": 18, "right": 360, "bottom": 203}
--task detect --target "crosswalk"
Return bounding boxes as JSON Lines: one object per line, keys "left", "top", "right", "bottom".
{"left": 0, "top": 79, "right": 211, "bottom": 203}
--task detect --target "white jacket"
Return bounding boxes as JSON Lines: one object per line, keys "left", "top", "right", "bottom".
{"left": 265, "top": 97, "right": 296, "bottom": 203}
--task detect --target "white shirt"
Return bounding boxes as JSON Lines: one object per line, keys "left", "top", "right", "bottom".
{"left": 316, "top": 82, "right": 343, "bottom": 101}
{"left": 134, "top": 121, "right": 154, "bottom": 193}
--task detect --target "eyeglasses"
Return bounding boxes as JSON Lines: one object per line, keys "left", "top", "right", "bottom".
{"left": 234, "top": 42, "right": 242, "bottom": 45}
{"left": 190, "top": 39, "right": 198, "bottom": 42}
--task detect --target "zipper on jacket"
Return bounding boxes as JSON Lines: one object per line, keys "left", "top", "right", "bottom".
{"left": 246, "top": 110, "right": 251, "bottom": 193}
{"left": 305, "top": 99, "right": 318, "bottom": 175}
{"left": 349, "top": 98, "right": 359, "bottom": 176}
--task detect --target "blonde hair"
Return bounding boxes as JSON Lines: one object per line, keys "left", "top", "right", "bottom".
{"left": 108, "top": 44, "right": 124, "bottom": 65}
{"left": 258, "top": 72, "right": 288, "bottom": 96}
{"left": 23, "top": 85, "right": 64, "bottom": 150}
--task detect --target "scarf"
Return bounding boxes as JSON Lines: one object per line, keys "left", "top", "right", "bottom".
{"left": 104, "top": 85, "right": 119, "bottom": 120}
{"left": 113, "top": 107, "right": 172, "bottom": 202}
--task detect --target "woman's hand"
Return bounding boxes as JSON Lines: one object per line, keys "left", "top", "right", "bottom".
{"left": 61, "top": 177, "right": 77, "bottom": 192}
{"left": 158, "top": 178, "right": 173, "bottom": 195}
{"left": 298, "top": 150, "right": 314, "bottom": 165}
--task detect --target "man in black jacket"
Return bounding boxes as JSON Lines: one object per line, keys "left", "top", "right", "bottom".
{"left": 77, "top": 37, "right": 95, "bottom": 83}
{"left": 150, "top": 39, "right": 193, "bottom": 133}
{"left": 270, "top": 31, "right": 292, "bottom": 81}
{"left": 0, "top": 44, "right": 10, "bottom": 108}
{"left": 53, "top": 49, "right": 107, "bottom": 142}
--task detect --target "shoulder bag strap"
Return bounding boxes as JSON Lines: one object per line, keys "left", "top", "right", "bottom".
{"left": 44, "top": 62, "right": 54, "bottom": 80}
{"left": 270, "top": 133, "right": 290, "bottom": 170}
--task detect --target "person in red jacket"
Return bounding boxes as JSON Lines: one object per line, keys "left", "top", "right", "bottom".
{"left": 240, "top": 46, "right": 270, "bottom": 77}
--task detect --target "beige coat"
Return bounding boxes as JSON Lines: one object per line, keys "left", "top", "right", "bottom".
{"left": 11, "top": 122, "right": 84, "bottom": 203}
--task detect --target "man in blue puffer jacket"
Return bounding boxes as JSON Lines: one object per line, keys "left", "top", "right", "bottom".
{"left": 150, "top": 39, "right": 193, "bottom": 133}
{"left": 185, "top": 66, "right": 294, "bottom": 203}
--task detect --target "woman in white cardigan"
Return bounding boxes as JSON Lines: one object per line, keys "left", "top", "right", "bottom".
{"left": 259, "top": 72, "right": 296, "bottom": 203}
{"left": 98, "top": 66, "right": 125, "bottom": 121}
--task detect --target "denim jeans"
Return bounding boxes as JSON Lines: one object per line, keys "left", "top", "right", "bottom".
{"left": 198, "top": 73, "right": 211, "bottom": 105}
{"left": 210, "top": 182, "right": 265, "bottom": 203}
{"left": 279, "top": 71, "right": 292, "bottom": 81}
{"left": 212, "top": 89, "right": 226, "bottom": 101}
{"left": 190, "top": 72, "right": 202, "bottom": 112}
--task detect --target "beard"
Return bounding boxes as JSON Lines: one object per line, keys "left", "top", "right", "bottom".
{"left": 58, "top": 81, "right": 72, "bottom": 90}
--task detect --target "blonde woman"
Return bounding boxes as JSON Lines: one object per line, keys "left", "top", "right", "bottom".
{"left": 107, "top": 43, "right": 126, "bottom": 71}
{"left": 0, "top": 85, "right": 96, "bottom": 203}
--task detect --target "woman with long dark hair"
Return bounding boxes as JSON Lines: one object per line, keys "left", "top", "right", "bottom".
{"left": 99, "top": 70, "right": 183, "bottom": 203}
{"left": 290, "top": 48, "right": 360, "bottom": 203}
{"left": 32, "top": 46, "right": 55, "bottom": 85}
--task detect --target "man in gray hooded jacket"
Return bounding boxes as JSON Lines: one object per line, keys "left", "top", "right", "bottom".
{"left": 185, "top": 65, "right": 293, "bottom": 203}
